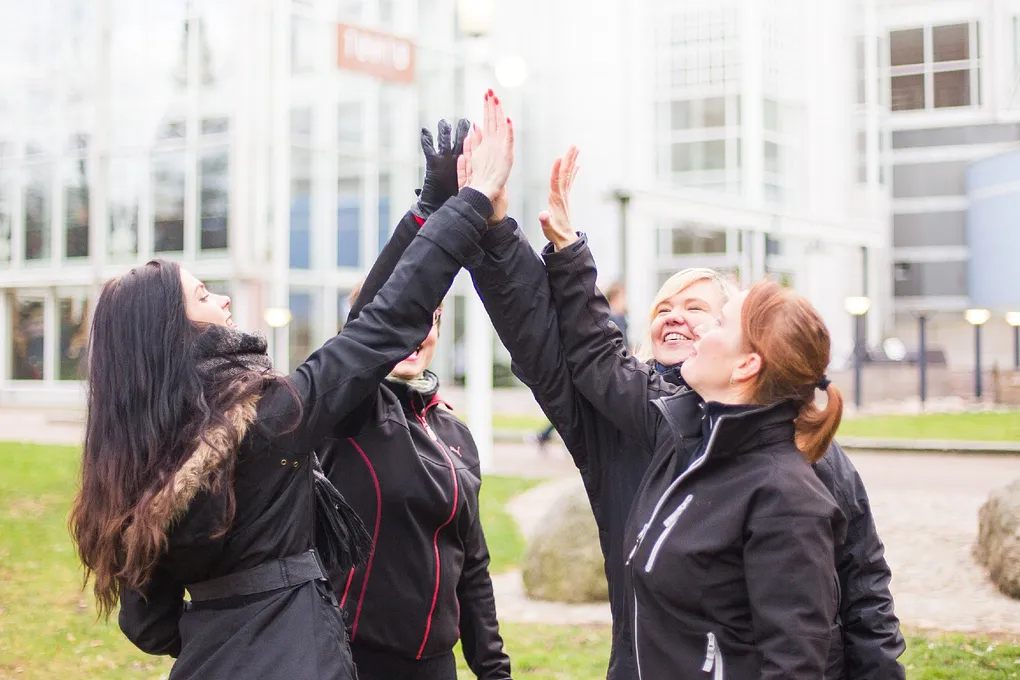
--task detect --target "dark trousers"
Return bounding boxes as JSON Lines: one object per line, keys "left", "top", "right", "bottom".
{"left": 351, "top": 643, "right": 457, "bottom": 680}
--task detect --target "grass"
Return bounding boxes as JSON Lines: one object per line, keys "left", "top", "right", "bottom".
{"left": 2, "top": 442, "right": 1019, "bottom": 679}
{"left": 478, "top": 475, "right": 541, "bottom": 573}
{"left": 838, "top": 411, "right": 1020, "bottom": 442}
{"left": 491, "top": 413, "right": 550, "bottom": 434}
{"left": 495, "top": 410, "right": 1020, "bottom": 444}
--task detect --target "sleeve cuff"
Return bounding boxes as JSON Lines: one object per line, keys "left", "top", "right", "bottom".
{"left": 542, "top": 233, "right": 589, "bottom": 268}
{"left": 458, "top": 187, "right": 495, "bottom": 222}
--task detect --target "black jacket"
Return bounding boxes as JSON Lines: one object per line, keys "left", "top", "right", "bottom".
{"left": 468, "top": 223, "right": 905, "bottom": 680}
{"left": 116, "top": 192, "right": 492, "bottom": 680}
{"left": 319, "top": 208, "right": 510, "bottom": 680}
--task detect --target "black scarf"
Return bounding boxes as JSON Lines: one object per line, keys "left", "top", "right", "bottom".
{"left": 195, "top": 325, "right": 371, "bottom": 575}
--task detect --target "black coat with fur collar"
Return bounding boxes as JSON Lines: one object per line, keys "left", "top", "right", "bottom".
{"left": 116, "top": 191, "right": 494, "bottom": 680}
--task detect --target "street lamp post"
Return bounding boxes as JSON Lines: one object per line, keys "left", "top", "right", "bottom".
{"left": 844, "top": 296, "right": 872, "bottom": 409}
{"left": 611, "top": 189, "right": 631, "bottom": 290}
{"left": 264, "top": 307, "right": 292, "bottom": 370}
{"left": 964, "top": 308, "right": 992, "bottom": 400}
{"left": 1007, "top": 312, "right": 1020, "bottom": 370}
{"left": 917, "top": 313, "right": 929, "bottom": 407}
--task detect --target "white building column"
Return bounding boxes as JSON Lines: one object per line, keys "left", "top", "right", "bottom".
{"left": 461, "top": 34, "right": 494, "bottom": 472}
{"left": 270, "top": 0, "right": 292, "bottom": 369}
{"left": 740, "top": 0, "right": 764, "bottom": 209}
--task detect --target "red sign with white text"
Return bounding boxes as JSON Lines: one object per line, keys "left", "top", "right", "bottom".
{"left": 337, "top": 23, "right": 415, "bottom": 84}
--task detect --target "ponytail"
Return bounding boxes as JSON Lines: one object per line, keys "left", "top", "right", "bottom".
{"left": 794, "top": 383, "right": 843, "bottom": 463}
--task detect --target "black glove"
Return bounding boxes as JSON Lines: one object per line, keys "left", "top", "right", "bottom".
{"left": 414, "top": 118, "right": 470, "bottom": 219}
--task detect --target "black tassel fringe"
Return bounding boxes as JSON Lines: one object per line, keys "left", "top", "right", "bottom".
{"left": 311, "top": 454, "right": 371, "bottom": 575}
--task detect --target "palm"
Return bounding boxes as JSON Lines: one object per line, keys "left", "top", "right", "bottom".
{"left": 540, "top": 146, "right": 579, "bottom": 248}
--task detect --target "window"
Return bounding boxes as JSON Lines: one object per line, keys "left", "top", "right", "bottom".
{"left": 890, "top": 28, "right": 924, "bottom": 66}
{"left": 25, "top": 164, "right": 51, "bottom": 261}
{"left": 337, "top": 289, "right": 353, "bottom": 329}
{"left": 291, "top": 14, "right": 316, "bottom": 74}
{"left": 764, "top": 141, "right": 780, "bottom": 174}
{"left": 199, "top": 149, "right": 229, "bottom": 250}
{"left": 671, "top": 140, "right": 726, "bottom": 172}
{"left": 58, "top": 291, "right": 89, "bottom": 380}
{"left": 893, "top": 211, "right": 966, "bottom": 247}
{"left": 108, "top": 157, "right": 141, "bottom": 258}
{"left": 378, "top": 173, "right": 391, "bottom": 253}
{"left": 892, "top": 161, "right": 969, "bottom": 198}
{"left": 288, "top": 291, "right": 313, "bottom": 371}
{"left": 338, "top": 102, "right": 362, "bottom": 147}
{"left": 670, "top": 224, "right": 727, "bottom": 255}
{"left": 291, "top": 147, "right": 312, "bottom": 269}
{"left": 11, "top": 296, "right": 45, "bottom": 380}
{"left": 153, "top": 151, "right": 185, "bottom": 252}
{"left": 0, "top": 165, "right": 11, "bottom": 264}
{"left": 891, "top": 74, "right": 925, "bottom": 111}
{"left": 889, "top": 23, "right": 980, "bottom": 111}
{"left": 65, "top": 156, "right": 89, "bottom": 258}
{"left": 337, "top": 174, "right": 361, "bottom": 267}
{"left": 893, "top": 260, "right": 967, "bottom": 297}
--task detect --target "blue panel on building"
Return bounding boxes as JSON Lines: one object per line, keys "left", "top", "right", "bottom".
{"left": 966, "top": 148, "right": 1020, "bottom": 309}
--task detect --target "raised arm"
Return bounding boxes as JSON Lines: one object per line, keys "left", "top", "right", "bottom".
{"left": 347, "top": 120, "right": 470, "bottom": 325}
{"left": 537, "top": 148, "right": 673, "bottom": 447}
{"left": 260, "top": 94, "right": 515, "bottom": 449}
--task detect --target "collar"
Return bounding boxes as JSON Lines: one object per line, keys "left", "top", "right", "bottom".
{"left": 384, "top": 370, "right": 443, "bottom": 414}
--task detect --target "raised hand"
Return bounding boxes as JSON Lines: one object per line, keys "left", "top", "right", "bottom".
{"left": 465, "top": 90, "right": 514, "bottom": 204}
{"left": 416, "top": 118, "right": 471, "bottom": 218}
{"left": 458, "top": 123, "right": 508, "bottom": 225}
{"left": 539, "top": 146, "right": 580, "bottom": 250}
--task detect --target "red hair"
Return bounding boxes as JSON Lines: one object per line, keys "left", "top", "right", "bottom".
{"left": 741, "top": 281, "right": 843, "bottom": 463}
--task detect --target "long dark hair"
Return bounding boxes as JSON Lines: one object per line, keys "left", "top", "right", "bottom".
{"left": 69, "top": 259, "right": 268, "bottom": 618}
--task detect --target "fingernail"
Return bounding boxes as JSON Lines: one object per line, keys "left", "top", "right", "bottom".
{"left": 494, "top": 96, "right": 500, "bottom": 105}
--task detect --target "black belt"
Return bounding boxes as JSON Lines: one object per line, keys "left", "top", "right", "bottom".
{"left": 186, "top": 549, "right": 327, "bottom": 603}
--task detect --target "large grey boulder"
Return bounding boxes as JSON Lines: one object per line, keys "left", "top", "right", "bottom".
{"left": 976, "top": 479, "right": 1020, "bottom": 599}
{"left": 521, "top": 485, "right": 608, "bottom": 603}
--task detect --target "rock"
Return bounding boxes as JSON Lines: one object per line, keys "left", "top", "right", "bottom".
{"left": 976, "top": 479, "right": 1020, "bottom": 599}
{"left": 521, "top": 485, "right": 608, "bottom": 603}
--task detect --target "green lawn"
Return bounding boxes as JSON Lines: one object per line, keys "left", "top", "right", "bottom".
{"left": 838, "top": 411, "right": 1020, "bottom": 442}
{"left": 2, "top": 442, "right": 1018, "bottom": 680}
{"left": 491, "top": 413, "right": 550, "bottom": 434}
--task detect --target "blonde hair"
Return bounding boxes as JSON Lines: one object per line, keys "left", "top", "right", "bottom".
{"left": 635, "top": 268, "right": 737, "bottom": 361}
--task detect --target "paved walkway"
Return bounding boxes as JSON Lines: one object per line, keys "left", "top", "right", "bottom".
{"left": 490, "top": 443, "right": 1020, "bottom": 634}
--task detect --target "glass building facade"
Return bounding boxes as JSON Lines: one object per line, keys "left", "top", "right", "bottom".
{"left": 0, "top": 0, "right": 460, "bottom": 403}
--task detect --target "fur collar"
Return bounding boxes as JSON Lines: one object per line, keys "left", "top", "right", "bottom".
{"left": 126, "top": 395, "right": 259, "bottom": 545}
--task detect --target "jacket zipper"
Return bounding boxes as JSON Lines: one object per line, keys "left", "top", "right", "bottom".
{"left": 626, "top": 419, "right": 724, "bottom": 566}
{"left": 643, "top": 493, "right": 694, "bottom": 573}
{"left": 702, "top": 632, "right": 725, "bottom": 679}
{"left": 633, "top": 594, "right": 644, "bottom": 680}
{"left": 414, "top": 400, "right": 460, "bottom": 660}
{"left": 630, "top": 416, "right": 729, "bottom": 680}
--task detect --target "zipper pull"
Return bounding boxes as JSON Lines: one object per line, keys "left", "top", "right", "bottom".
{"left": 422, "top": 418, "right": 439, "bottom": 442}
{"left": 625, "top": 523, "right": 651, "bottom": 565}
{"left": 702, "top": 632, "right": 717, "bottom": 672}
{"left": 663, "top": 494, "right": 694, "bottom": 528}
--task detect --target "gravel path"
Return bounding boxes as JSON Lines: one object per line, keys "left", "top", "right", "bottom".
{"left": 493, "top": 447, "right": 1020, "bottom": 634}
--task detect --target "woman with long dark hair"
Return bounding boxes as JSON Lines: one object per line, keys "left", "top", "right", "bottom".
{"left": 68, "top": 100, "right": 514, "bottom": 679}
